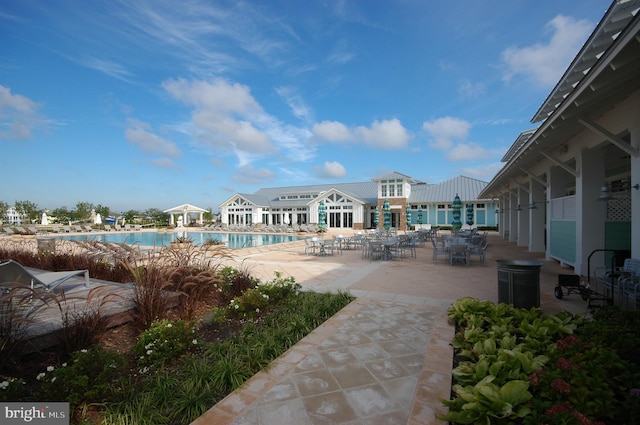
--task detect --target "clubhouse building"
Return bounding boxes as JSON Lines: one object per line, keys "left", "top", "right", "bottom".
{"left": 219, "top": 173, "right": 499, "bottom": 232}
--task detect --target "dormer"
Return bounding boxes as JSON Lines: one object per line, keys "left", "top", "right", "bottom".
{"left": 372, "top": 171, "right": 421, "bottom": 200}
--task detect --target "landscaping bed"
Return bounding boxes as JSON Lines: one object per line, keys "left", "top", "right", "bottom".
{"left": 440, "top": 297, "right": 640, "bottom": 425}
{"left": 0, "top": 241, "right": 354, "bottom": 424}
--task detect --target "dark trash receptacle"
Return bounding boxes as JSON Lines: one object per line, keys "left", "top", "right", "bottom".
{"left": 497, "top": 259, "right": 542, "bottom": 309}
{"left": 37, "top": 237, "right": 56, "bottom": 255}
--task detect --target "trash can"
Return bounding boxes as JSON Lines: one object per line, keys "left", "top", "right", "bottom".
{"left": 37, "top": 237, "right": 56, "bottom": 255}
{"left": 497, "top": 259, "right": 542, "bottom": 308}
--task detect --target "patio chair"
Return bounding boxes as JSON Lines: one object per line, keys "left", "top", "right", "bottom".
{"left": 449, "top": 244, "right": 470, "bottom": 266}
{"left": 468, "top": 241, "right": 488, "bottom": 265}
{"left": 304, "top": 237, "right": 318, "bottom": 255}
{"left": 620, "top": 265, "right": 640, "bottom": 310}
{"left": 431, "top": 238, "right": 448, "bottom": 264}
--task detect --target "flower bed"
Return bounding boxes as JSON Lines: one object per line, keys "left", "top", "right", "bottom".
{"left": 439, "top": 298, "right": 640, "bottom": 425}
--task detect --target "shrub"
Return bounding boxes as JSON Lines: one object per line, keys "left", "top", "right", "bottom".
{"left": 217, "top": 266, "right": 259, "bottom": 304}
{"left": 37, "top": 347, "right": 127, "bottom": 409}
{"left": 133, "top": 319, "right": 200, "bottom": 369}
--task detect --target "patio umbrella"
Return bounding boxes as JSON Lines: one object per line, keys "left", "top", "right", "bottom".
{"left": 383, "top": 199, "right": 391, "bottom": 231}
{"left": 318, "top": 200, "right": 327, "bottom": 231}
{"left": 466, "top": 204, "right": 474, "bottom": 226}
{"left": 374, "top": 207, "right": 379, "bottom": 228}
{"left": 417, "top": 208, "right": 423, "bottom": 225}
{"left": 451, "top": 194, "right": 462, "bottom": 230}
{"left": 41, "top": 212, "right": 49, "bottom": 225}
{"left": 406, "top": 205, "right": 412, "bottom": 229}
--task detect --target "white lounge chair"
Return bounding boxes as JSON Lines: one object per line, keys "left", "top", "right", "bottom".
{"left": 0, "top": 260, "right": 91, "bottom": 314}
{"left": 0, "top": 260, "right": 90, "bottom": 292}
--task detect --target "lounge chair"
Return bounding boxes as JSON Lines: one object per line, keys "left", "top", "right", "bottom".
{"left": 3, "top": 227, "right": 15, "bottom": 235}
{"left": 84, "top": 225, "right": 93, "bottom": 232}
{"left": 104, "top": 224, "right": 113, "bottom": 231}
{"left": 0, "top": 260, "right": 90, "bottom": 292}
{"left": 0, "top": 260, "right": 91, "bottom": 314}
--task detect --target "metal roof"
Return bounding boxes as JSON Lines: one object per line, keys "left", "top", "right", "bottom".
{"left": 409, "top": 176, "right": 491, "bottom": 204}
{"left": 221, "top": 174, "right": 492, "bottom": 209}
{"left": 372, "top": 170, "right": 423, "bottom": 184}
{"left": 501, "top": 129, "right": 536, "bottom": 163}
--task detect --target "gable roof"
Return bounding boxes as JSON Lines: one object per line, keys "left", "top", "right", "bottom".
{"left": 163, "top": 203, "right": 208, "bottom": 214}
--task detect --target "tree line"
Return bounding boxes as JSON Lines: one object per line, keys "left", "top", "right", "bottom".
{"left": 0, "top": 200, "right": 214, "bottom": 226}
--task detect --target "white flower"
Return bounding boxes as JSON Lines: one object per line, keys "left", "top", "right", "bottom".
{"left": 36, "top": 373, "right": 46, "bottom": 381}
{"left": 256, "top": 308, "right": 260, "bottom": 313}
{"left": 145, "top": 343, "right": 153, "bottom": 350}
{"left": 46, "top": 366, "right": 54, "bottom": 372}
{"left": 146, "top": 350, "right": 153, "bottom": 355}
{"left": 62, "top": 363, "right": 67, "bottom": 367}
{"left": 234, "top": 304, "right": 239, "bottom": 309}
{"left": 166, "top": 323, "right": 173, "bottom": 328}
{"left": 81, "top": 349, "right": 88, "bottom": 353}
{"left": 0, "top": 381, "right": 9, "bottom": 390}
{"left": 51, "top": 377, "right": 56, "bottom": 383}
{"left": 192, "top": 339, "right": 198, "bottom": 345}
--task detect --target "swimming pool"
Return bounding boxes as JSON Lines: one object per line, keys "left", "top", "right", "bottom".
{"left": 57, "top": 231, "right": 299, "bottom": 249}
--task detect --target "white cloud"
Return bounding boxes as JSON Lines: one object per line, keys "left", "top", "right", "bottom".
{"left": 125, "top": 119, "right": 181, "bottom": 157}
{"left": 0, "top": 84, "right": 46, "bottom": 140}
{"left": 314, "top": 161, "right": 347, "bottom": 179}
{"left": 501, "top": 15, "right": 594, "bottom": 87}
{"left": 447, "top": 143, "right": 489, "bottom": 161}
{"left": 458, "top": 80, "right": 486, "bottom": 99}
{"left": 422, "top": 116, "right": 471, "bottom": 150}
{"left": 164, "top": 78, "right": 313, "bottom": 164}
{"left": 276, "top": 86, "right": 312, "bottom": 122}
{"left": 313, "top": 118, "right": 410, "bottom": 149}
{"left": 231, "top": 164, "right": 276, "bottom": 184}
{"left": 151, "top": 158, "right": 177, "bottom": 168}
{"left": 459, "top": 162, "right": 503, "bottom": 182}
{"left": 312, "top": 120, "right": 352, "bottom": 142}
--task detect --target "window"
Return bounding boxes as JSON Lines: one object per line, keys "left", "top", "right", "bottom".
{"left": 389, "top": 185, "right": 395, "bottom": 196}
{"left": 381, "top": 185, "right": 387, "bottom": 197}
{"left": 396, "top": 184, "right": 403, "bottom": 196}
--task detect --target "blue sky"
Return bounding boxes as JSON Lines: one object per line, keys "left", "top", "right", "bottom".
{"left": 1, "top": 0, "right": 612, "bottom": 213}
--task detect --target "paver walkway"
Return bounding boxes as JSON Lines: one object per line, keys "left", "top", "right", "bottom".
{"left": 192, "top": 231, "right": 588, "bottom": 425}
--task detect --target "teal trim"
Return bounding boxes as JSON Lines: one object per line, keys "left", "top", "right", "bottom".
{"left": 605, "top": 221, "right": 631, "bottom": 250}
{"left": 550, "top": 220, "right": 576, "bottom": 263}
{"left": 437, "top": 210, "right": 446, "bottom": 225}
{"left": 477, "top": 210, "right": 486, "bottom": 225}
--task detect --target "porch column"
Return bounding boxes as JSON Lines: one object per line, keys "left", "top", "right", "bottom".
{"left": 517, "top": 186, "right": 529, "bottom": 247}
{"left": 508, "top": 190, "right": 517, "bottom": 242}
{"left": 529, "top": 178, "right": 546, "bottom": 253}
{"left": 631, "top": 126, "right": 640, "bottom": 258}
{"left": 576, "top": 147, "right": 607, "bottom": 276}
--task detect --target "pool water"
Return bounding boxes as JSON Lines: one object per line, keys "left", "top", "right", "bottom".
{"left": 57, "top": 231, "right": 298, "bottom": 249}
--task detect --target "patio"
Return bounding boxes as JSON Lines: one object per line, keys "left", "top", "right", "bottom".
{"left": 192, "top": 230, "right": 588, "bottom": 425}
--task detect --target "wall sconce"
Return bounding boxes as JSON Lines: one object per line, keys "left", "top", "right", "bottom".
{"left": 596, "top": 185, "right": 613, "bottom": 202}
{"left": 528, "top": 202, "right": 538, "bottom": 209}
{"left": 631, "top": 183, "right": 640, "bottom": 190}
{"left": 495, "top": 208, "right": 501, "bottom": 214}
{"left": 516, "top": 205, "right": 522, "bottom": 212}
